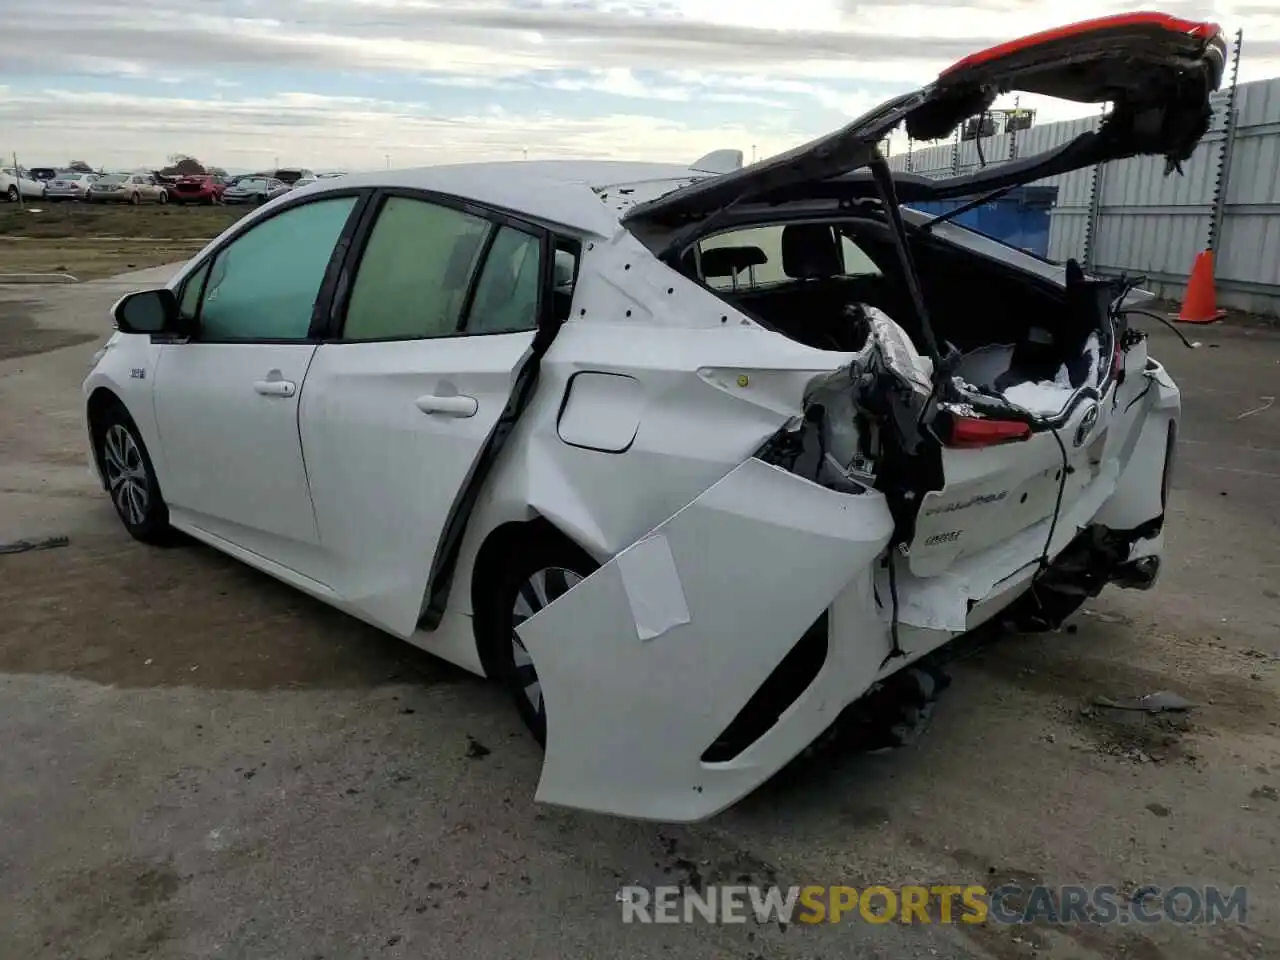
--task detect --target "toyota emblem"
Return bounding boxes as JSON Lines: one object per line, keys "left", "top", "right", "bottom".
{"left": 1073, "top": 404, "right": 1100, "bottom": 448}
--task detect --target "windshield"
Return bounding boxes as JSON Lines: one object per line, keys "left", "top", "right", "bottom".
{"left": 99, "top": 174, "right": 127, "bottom": 184}
{"left": 236, "top": 179, "right": 265, "bottom": 189}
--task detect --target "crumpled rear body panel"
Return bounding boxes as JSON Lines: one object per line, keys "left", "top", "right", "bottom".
{"left": 517, "top": 458, "right": 894, "bottom": 822}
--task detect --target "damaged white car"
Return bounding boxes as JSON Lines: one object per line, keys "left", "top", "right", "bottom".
{"left": 84, "top": 12, "right": 1224, "bottom": 821}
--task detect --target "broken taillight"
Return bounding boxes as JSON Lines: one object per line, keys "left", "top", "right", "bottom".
{"left": 946, "top": 416, "right": 1032, "bottom": 449}
{"left": 939, "top": 12, "right": 1222, "bottom": 77}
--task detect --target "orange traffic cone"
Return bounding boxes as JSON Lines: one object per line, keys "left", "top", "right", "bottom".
{"left": 1174, "top": 250, "right": 1227, "bottom": 324}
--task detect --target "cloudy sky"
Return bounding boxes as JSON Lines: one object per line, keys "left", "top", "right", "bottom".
{"left": 1, "top": 0, "right": 1277, "bottom": 173}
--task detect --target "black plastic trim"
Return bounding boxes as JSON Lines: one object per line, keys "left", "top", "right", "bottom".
{"left": 418, "top": 231, "right": 582, "bottom": 631}
{"left": 700, "top": 612, "right": 830, "bottom": 764}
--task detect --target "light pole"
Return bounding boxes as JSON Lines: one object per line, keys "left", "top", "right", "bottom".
{"left": 751, "top": 144, "right": 757, "bottom": 164}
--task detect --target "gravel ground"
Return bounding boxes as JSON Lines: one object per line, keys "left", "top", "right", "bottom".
{"left": 1, "top": 266, "right": 1277, "bottom": 960}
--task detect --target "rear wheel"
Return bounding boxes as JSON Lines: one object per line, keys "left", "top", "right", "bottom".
{"left": 92, "top": 401, "right": 173, "bottom": 544}
{"left": 483, "top": 532, "right": 598, "bottom": 746}
{"left": 129, "top": 192, "right": 141, "bottom": 205}
{"left": 158, "top": 190, "right": 168, "bottom": 205}
{"left": 5, "top": 186, "right": 16, "bottom": 203}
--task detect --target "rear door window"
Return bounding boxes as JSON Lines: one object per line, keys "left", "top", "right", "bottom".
{"left": 465, "top": 226, "right": 542, "bottom": 334}
{"left": 341, "top": 196, "right": 493, "bottom": 340}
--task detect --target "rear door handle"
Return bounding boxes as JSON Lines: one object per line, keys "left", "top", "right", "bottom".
{"left": 415, "top": 394, "right": 478, "bottom": 418}
{"left": 254, "top": 379, "right": 296, "bottom": 398}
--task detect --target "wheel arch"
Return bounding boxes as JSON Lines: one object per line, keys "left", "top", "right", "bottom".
{"left": 86, "top": 386, "right": 126, "bottom": 489}
{"left": 469, "top": 515, "right": 591, "bottom": 680}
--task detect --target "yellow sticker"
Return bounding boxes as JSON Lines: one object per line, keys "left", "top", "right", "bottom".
{"left": 737, "top": 374, "right": 749, "bottom": 388}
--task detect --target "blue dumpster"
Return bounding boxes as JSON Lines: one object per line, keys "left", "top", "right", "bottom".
{"left": 907, "top": 185, "right": 1057, "bottom": 258}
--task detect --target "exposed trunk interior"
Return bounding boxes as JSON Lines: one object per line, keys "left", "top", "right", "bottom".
{"left": 678, "top": 214, "right": 1115, "bottom": 417}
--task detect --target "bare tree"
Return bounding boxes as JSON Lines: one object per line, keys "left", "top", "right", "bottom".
{"left": 160, "top": 155, "right": 207, "bottom": 176}
{"left": 67, "top": 160, "right": 94, "bottom": 172}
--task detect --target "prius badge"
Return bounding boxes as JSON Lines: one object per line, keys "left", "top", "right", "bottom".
{"left": 1073, "top": 403, "right": 1100, "bottom": 448}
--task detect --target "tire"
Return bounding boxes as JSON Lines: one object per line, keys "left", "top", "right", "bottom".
{"left": 92, "top": 401, "right": 173, "bottom": 545}
{"left": 5, "top": 186, "right": 16, "bottom": 203}
{"left": 130, "top": 192, "right": 141, "bottom": 205}
{"left": 256, "top": 193, "right": 267, "bottom": 205}
{"left": 482, "top": 532, "right": 599, "bottom": 747}
{"left": 158, "top": 191, "right": 168, "bottom": 205}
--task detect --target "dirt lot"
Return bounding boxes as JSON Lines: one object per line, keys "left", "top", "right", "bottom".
{"left": 0, "top": 204, "right": 247, "bottom": 280}
{"left": 0, "top": 268, "right": 1278, "bottom": 960}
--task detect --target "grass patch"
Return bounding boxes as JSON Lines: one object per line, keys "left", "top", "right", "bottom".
{"left": 0, "top": 203, "right": 253, "bottom": 280}
{"left": 0, "top": 203, "right": 248, "bottom": 240}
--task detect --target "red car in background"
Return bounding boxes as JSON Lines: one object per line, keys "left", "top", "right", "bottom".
{"left": 169, "top": 174, "right": 226, "bottom": 205}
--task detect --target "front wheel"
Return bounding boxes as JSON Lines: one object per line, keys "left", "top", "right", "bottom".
{"left": 484, "top": 533, "right": 599, "bottom": 746}
{"left": 158, "top": 191, "right": 168, "bottom": 205}
{"left": 93, "top": 402, "right": 173, "bottom": 544}
{"left": 5, "top": 186, "right": 16, "bottom": 203}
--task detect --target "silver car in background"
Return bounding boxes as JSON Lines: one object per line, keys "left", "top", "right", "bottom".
{"left": 45, "top": 171, "right": 101, "bottom": 201}
{"left": 88, "top": 173, "right": 170, "bottom": 205}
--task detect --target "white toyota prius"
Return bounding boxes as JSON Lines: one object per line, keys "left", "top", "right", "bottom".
{"left": 84, "top": 13, "right": 1224, "bottom": 822}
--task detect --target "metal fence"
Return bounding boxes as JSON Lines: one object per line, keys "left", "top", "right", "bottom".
{"left": 890, "top": 51, "right": 1280, "bottom": 316}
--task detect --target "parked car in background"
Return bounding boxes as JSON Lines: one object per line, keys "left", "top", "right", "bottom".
{"left": 0, "top": 166, "right": 46, "bottom": 201}
{"left": 271, "top": 167, "right": 315, "bottom": 186}
{"left": 88, "top": 173, "right": 170, "bottom": 205}
{"left": 169, "top": 174, "right": 227, "bottom": 205}
{"left": 45, "top": 171, "right": 101, "bottom": 200}
{"left": 27, "top": 167, "right": 60, "bottom": 183}
{"left": 222, "top": 177, "right": 290, "bottom": 205}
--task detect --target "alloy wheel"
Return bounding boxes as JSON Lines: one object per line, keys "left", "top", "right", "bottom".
{"left": 102, "top": 423, "right": 149, "bottom": 526}
{"left": 509, "top": 566, "right": 583, "bottom": 716}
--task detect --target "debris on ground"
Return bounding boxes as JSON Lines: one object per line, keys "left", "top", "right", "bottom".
{"left": 0, "top": 535, "right": 70, "bottom": 555}
{"left": 1250, "top": 785, "right": 1278, "bottom": 802}
{"left": 804, "top": 662, "right": 954, "bottom": 758}
{"left": 465, "top": 736, "right": 491, "bottom": 759}
{"left": 1093, "top": 691, "right": 1195, "bottom": 713}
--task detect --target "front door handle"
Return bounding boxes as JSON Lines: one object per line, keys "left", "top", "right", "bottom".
{"left": 415, "top": 394, "right": 478, "bottom": 418}
{"left": 254, "top": 379, "right": 296, "bottom": 398}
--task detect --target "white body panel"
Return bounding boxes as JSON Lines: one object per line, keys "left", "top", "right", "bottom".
{"left": 83, "top": 159, "right": 1182, "bottom": 823}
{"left": 299, "top": 333, "right": 535, "bottom": 636}
{"left": 152, "top": 343, "right": 324, "bottom": 572}
{"left": 519, "top": 458, "right": 895, "bottom": 821}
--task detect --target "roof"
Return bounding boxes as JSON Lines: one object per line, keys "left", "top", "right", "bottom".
{"left": 304, "top": 160, "right": 715, "bottom": 236}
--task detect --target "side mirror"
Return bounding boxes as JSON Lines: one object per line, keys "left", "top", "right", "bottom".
{"left": 112, "top": 288, "right": 179, "bottom": 335}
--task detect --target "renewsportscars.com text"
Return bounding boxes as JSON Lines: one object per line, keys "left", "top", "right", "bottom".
{"left": 618, "top": 884, "right": 1248, "bottom": 926}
